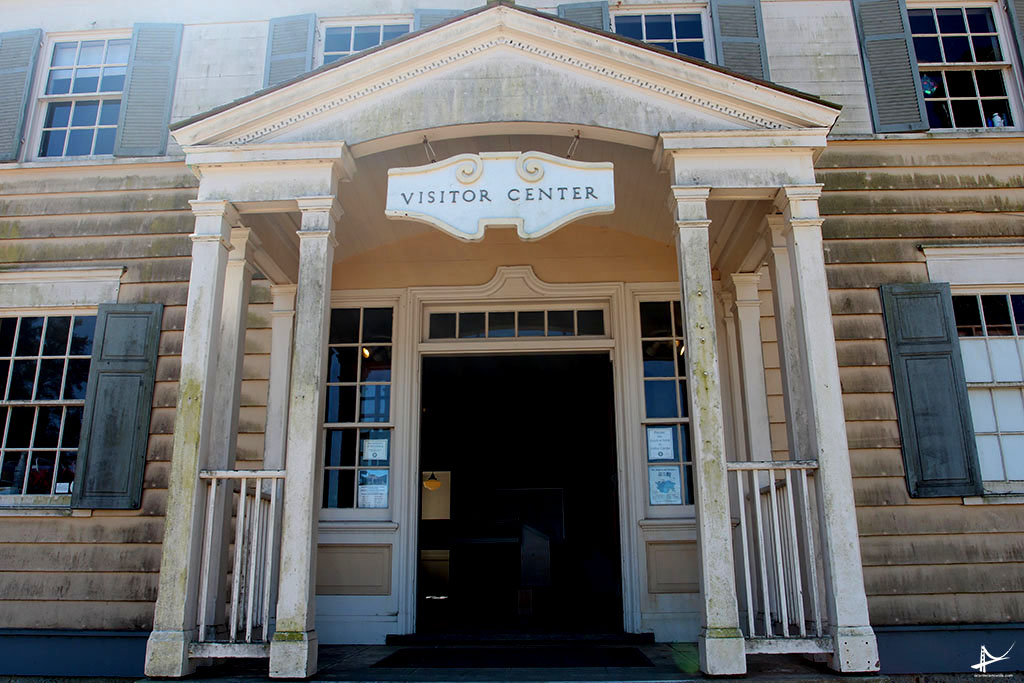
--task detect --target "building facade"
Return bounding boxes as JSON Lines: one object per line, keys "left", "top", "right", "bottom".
{"left": 0, "top": 0, "right": 1021, "bottom": 677}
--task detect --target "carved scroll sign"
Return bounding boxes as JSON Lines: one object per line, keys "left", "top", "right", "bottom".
{"left": 385, "top": 151, "right": 615, "bottom": 241}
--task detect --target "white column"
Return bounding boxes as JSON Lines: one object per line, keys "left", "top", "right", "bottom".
{"left": 764, "top": 215, "right": 814, "bottom": 461}
{"left": 729, "top": 273, "right": 772, "bottom": 462}
{"left": 263, "top": 285, "right": 297, "bottom": 470}
{"left": 145, "top": 200, "right": 235, "bottom": 677}
{"left": 718, "top": 289, "right": 747, "bottom": 463}
{"left": 269, "top": 197, "right": 340, "bottom": 679}
{"left": 776, "top": 185, "right": 878, "bottom": 672}
{"left": 671, "top": 186, "right": 746, "bottom": 676}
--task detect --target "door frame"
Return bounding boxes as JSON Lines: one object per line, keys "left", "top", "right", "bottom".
{"left": 397, "top": 266, "right": 641, "bottom": 635}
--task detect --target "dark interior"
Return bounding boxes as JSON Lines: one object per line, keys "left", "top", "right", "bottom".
{"left": 417, "top": 353, "right": 622, "bottom": 635}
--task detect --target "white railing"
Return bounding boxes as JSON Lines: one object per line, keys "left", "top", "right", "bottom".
{"left": 195, "top": 470, "right": 285, "bottom": 654}
{"left": 727, "top": 461, "right": 831, "bottom": 654}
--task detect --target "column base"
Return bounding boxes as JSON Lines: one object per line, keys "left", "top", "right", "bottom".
{"left": 144, "top": 629, "right": 197, "bottom": 677}
{"left": 269, "top": 630, "right": 318, "bottom": 678}
{"left": 829, "top": 625, "right": 879, "bottom": 672}
{"left": 699, "top": 627, "right": 746, "bottom": 676}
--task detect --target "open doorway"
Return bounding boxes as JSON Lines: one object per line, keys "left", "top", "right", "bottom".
{"left": 417, "top": 353, "right": 622, "bottom": 635}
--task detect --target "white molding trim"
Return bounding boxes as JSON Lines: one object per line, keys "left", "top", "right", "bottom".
{"left": 0, "top": 266, "right": 124, "bottom": 308}
{"left": 923, "top": 244, "right": 1024, "bottom": 285}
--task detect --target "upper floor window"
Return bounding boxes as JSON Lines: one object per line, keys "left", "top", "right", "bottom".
{"left": 38, "top": 38, "right": 129, "bottom": 157}
{"left": 611, "top": 11, "right": 707, "bottom": 60}
{"left": 909, "top": 5, "right": 1017, "bottom": 129}
{"left": 322, "top": 23, "right": 410, "bottom": 64}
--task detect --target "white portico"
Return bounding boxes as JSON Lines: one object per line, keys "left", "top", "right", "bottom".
{"left": 144, "top": 3, "right": 877, "bottom": 678}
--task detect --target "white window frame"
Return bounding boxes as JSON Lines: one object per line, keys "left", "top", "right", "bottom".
{"left": 316, "top": 16, "right": 413, "bottom": 67}
{"left": 26, "top": 30, "right": 133, "bottom": 162}
{"left": 610, "top": 4, "right": 714, "bottom": 63}
{"left": 923, "top": 245, "right": 1024, "bottom": 501}
{"left": 906, "top": 0, "right": 1024, "bottom": 131}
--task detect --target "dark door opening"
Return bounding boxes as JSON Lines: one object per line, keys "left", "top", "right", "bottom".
{"left": 417, "top": 353, "right": 622, "bottom": 635}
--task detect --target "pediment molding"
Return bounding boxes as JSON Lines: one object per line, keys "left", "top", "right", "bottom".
{"left": 172, "top": 5, "right": 840, "bottom": 150}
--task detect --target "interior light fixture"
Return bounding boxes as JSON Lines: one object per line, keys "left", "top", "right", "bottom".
{"left": 423, "top": 472, "right": 442, "bottom": 491}
{"left": 362, "top": 347, "right": 370, "bottom": 358}
{"left": 677, "top": 339, "right": 686, "bottom": 355}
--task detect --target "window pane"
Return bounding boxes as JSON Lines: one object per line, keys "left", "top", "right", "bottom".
{"left": 429, "top": 313, "right": 456, "bottom": 339}
{"left": 644, "top": 380, "right": 678, "bottom": 418}
{"left": 44, "top": 102, "right": 72, "bottom": 128}
{"left": 324, "top": 428, "right": 356, "bottom": 467}
{"left": 77, "top": 40, "right": 105, "bottom": 65}
{"left": 72, "top": 67, "right": 101, "bottom": 93}
{"left": 323, "top": 53, "right": 344, "bottom": 64}
{"left": 324, "top": 27, "right": 352, "bottom": 53}
{"left": 672, "top": 301, "right": 684, "bottom": 337}
{"left": 93, "top": 128, "right": 116, "bottom": 155}
{"left": 100, "top": 66, "right": 126, "bottom": 92}
{"left": 982, "top": 99, "right": 1012, "bottom": 127}
{"left": 9, "top": 360, "right": 37, "bottom": 400}
{"left": 329, "top": 308, "right": 360, "bottom": 343}
{"left": 518, "top": 311, "right": 544, "bottom": 336}
{"left": 674, "top": 14, "right": 702, "bottom": 38}
{"left": 361, "top": 346, "right": 392, "bottom": 382}
{"left": 643, "top": 340, "right": 675, "bottom": 377}
{"left": 0, "top": 452, "right": 27, "bottom": 494}
{"left": 982, "top": 294, "right": 1013, "bottom": 335}
{"left": 63, "top": 358, "right": 90, "bottom": 400}
{"left": 942, "top": 35, "right": 972, "bottom": 62}
{"left": 488, "top": 312, "right": 514, "bottom": 337}
{"left": 0, "top": 318, "right": 16, "bottom": 356}
{"left": 993, "top": 388, "right": 1024, "bottom": 431}
{"left": 458, "top": 312, "right": 485, "bottom": 339}
{"left": 325, "top": 385, "right": 357, "bottom": 423}
{"left": 323, "top": 469, "right": 355, "bottom": 508}
{"left": 359, "top": 384, "right": 390, "bottom": 422}
{"left": 577, "top": 309, "right": 604, "bottom": 336}
{"left": 914, "top": 36, "right": 942, "bottom": 62}
{"left": 16, "top": 317, "right": 42, "bottom": 356}
{"left": 976, "top": 434, "right": 1004, "bottom": 480}
{"left": 969, "top": 388, "right": 997, "bottom": 432}
{"left": 953, "top": 295, "right": 982, "bottom": 336}
{"left": 640, "top": 301, "right": 672, "bottom": 338}
{"left": 362, "top": 308, "right": 393, "bottom": 342}
{"left": 548, "top": 310, "right": 574, "bottom": 336}
{"left": 358, "top": 429, "right": 391, "bottom": 466}
{"left": 52, "top": 42, "right": 77, "bottom": 67}
{"left": 676, "top": 42, "right": 705, "bottom": 59}
{"left": 62, "top": 407, "right": 83, "bottom": 448}
{"left": 920, "top": 71, "right": 945, "bottom": 97}
{"left": 1013, "top": 295, "right": 1024, "bottom": 334}
{"left": 951, "top": 99, "right": 983, "bottom": 127}
{"left": 614, "top": 15, "right": 643, "bottom": 40}
{"left": 357, "top": 469, "right": 388, "bottom": 508}
{"left": 105, "top": 39, "right": 131, "bottom": 64}
{"left": 966, "top": 8, "right": 996, "bottom": 33}
{"left": 42, "top": 317, "right": 70, "bottom": 355}
{"left": 646, "top": 15, "right": 673, "bottom": 40}
{"left": 36, "top": 359, "right": 64, "bottom": 400}
{"left": 908, "top": 9, "right": 936, "bottom": 34}
{"left": 55, "top": 453, "right": 76, "bottom": 493}
{"left": 945, "top": 70, "right": 976, "bottom": 96}
{"left": 6, "top": 407, "right": 34, "bottom": 447}
{"left": 976, "top": 70, "right": 1007, "bottom": 97}
{"left": 70, "top": 316, "right": 95, "bottom": 355}
{"left": 678, "top": 380, "right": 689, "bottom": 417}
{"left": 936, "top": 8, "right": 966, "bottom": 34}
{"left": 33, "top": 406, "right": 62, "bottom": 448}
{"left": 1003, "top": 435, "right": 1024, "bottom": 479}
{"left": 382, "top": 25, "right": 409, "bottom": 41}
{"left": 972, "top": 35, "right": 1001, "bottom": 61}
{"left": 646, "top": 425, "right": 679, "bottom": 461}
{"left": 0, "top": 360, "right": 7, "bottom": 392}
{"left": 46, "top": 69, "right": 73, "bottom": 94}
{"left": 926, "top": 99, "right": 952, "bottom": 128}
{"left": 352, "top": 25, "right": 381, "bottom": 51}
{"left": 66, "top": 129, "right": 95, "bottom": 156}
{"left": 327, "top": 346, "right": 358, "bottom": 383}
{"left": 71, "top": 100, "right": 99, "bottom": 127}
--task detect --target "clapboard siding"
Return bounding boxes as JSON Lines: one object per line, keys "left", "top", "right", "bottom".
{"left": 817, "top": 136, "right": 1024, "bottom": 627}
{"left": 0, "top": 161, "right": 273, "bottom": 631}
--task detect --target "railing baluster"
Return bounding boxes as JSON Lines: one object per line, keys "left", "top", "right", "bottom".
{"left": 734, "top": 471, "right": 755, "bottom": 637}
{"left": 750, "top": 467, "right": 772, "bottom": 637}
{"left": 197, "top": 477, "right": 217, "bottom": 643}
{"left": 783, "top": 469, "right": 806, "bottom": 636}
{"left": 229, "top": 477, "right": 248, "bottom": 642}
{"left": 801, "top": 469, "right": 823, "bottom": 637}
{"left": 245, "top": 483, "right": 263, "bottom": 643}
{"left": 262, "top": 478, "right": 279, "bottom": 641}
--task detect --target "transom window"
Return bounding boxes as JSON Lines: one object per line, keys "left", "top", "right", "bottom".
{"left": 322, "top": 23, "right": 410, "bottom": 64}
{"left": 612, "top": 12, "right": 706, "bottom": 60}
{"left": 39, "top": 38, "right": 129, "bottom": 157}
{"left": 0, "top": 315, "right": 95, "bottom": 496}
{"left": 427, "top": 309, "right": 606, "bottom": 340}
{"left": 638, "top": 301, "right": 694, "bottom": 506}
{"left": 323, "top": 307, "right": 394, "bottom": 509}
{"left": 909, "top": 6, "right": 1015, "bottom": 128}
{"left": 952, "top": 293, "right": 1024, "bottom": 489}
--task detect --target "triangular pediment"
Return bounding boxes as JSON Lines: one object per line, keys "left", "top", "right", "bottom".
{"left": 171, "top": 3, "right": 840, "bottom": 151}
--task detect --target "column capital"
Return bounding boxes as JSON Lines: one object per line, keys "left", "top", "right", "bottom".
{"left": 188, "top": 200, "right": 235, "bottom": 248}
{"left": 668, "top": 186, "right": 712, "bottom": 223}
{"left": 189, "top": 199, "right": 240, "bottom": 222}
{"left": 227, "top": 227, "right": 261, "bottom": 267}
{"left": 295, "top": 195, "right": 343, "bottom": 221}
{"left": 774, "top": 184, "right": 823, "bottom": 221}
{"left": 727, "top": 272, "right": 762, "bottom": 305}
{"left": 270, "top": 284, "right": 298, "bottom": 312}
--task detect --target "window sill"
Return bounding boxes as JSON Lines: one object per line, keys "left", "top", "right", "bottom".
{"left": 963, "top": 493, "right": 1024, "bottom": 505}
{"left": 829, "top": 130, "right": 1024, "bottom": 141}
{"left": 0, "top": 494, "right": 92, "bottom": 516}
{"left": 0, "top": 154, "right": 185, "bottom": 170}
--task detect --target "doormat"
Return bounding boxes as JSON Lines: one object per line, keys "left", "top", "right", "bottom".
{"left": 372, "top": 646, "right": 654, "bottom": 668}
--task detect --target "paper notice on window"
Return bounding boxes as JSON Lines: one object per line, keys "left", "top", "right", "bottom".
{"left": 358, "top": 470, "right": 389, "bottom": 508}
{"left": 649, "top": 466, "right": 683, "bottom": 505}
{"left": 646, "top": 426, "right": 675, "bottom": 461}
{"left": 363, "top": 438, "right": 388, "bottom": 462}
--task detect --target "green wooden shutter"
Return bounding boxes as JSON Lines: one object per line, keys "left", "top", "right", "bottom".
{"left": 1005, "top": 0, "right": 1024, "bottom": 71}
{"left": 711, "top": 0, "right": 769, "bottom": 80}
{"left": 881, "top": 283, "right": 983, "bottom": 498}
{"left": 113, "top": 23, "right": 182, "bottom": 157}
{"left": 851, "top": 0, "right": 928, "bottom": 132}
{"left": 264, "top": 14, "right": 315, "bottom": 87}
{"left": 413, "top": 9, "right": 463, "bottom": 31}
{"left": 72, "top": 304, "right": 162, "bottom": 510}
{"left": 0, "top": 29, "right": 42, "bottom": 162}
{"left": 557, "top": 2, "right": 611, "bottom": 31}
